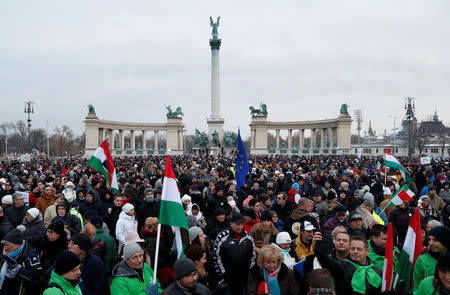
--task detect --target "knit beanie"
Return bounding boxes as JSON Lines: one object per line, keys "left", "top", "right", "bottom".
{"left": 260, "top": 210, "right": 272, "bottom": 222}
{"left": 27, "top": 208, "right": 40, "bottom": 219}
{"left": 186, "top": 215, "right": 198, "bottom": 228}
{"left": 48, "top": 219, "right": 66, "bottom": 237}
{"left": 363, "top": 192, "right": 375, "bottom": 208}
{"left": 327, "top": 191, "right": 337, "bottom": 201}
{"left": 1, "top": 195, "right": 12, "bottom": 205}
{"left": 89, "top": 215, "right": 104, "bottom": 228}
{"left": 292, "top": 183, "right": 300, "bottom": 191}
{"left": 436, "top": 252, "right": 450, "bottom": 271}
{"left": 1, "top": 229, "right": 23, "bottom": 245}
{"left": 143, "top": 187, "right": 154, "bottom": 196}
{"left": 71, "top": 233, "right": 92, "bottom": 252}
{"left": 189, "top": 226, "right": 202, "bottom": 242}
{"left": 174, "top": 258, "right": 197, "bottom": 280}
{"left": 54, "top": 250, "right": 81, "bottom": 275}
{"left": 429, "top": 226, "right": 450, "bottom": 250}
{"left": 122, "top": 203, "right": 134, "bottom": 214}
{"left": 123, "top": 241, "right": 143, "bottom": 262}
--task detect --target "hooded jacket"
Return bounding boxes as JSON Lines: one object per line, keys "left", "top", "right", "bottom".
{"left": 22, "top": 214, "right": 46, "bottom": 249}
{"left": 110, "top": 260, "right": 162, "bottom": 295}
{"left": 43, "top": 270, "right": 82, "bottom": 295}
{"left": 115, "top": 211, "right": 137, "bottom": 245}
{"left": 413, "top": 252, "right": 438, "bottom": 292}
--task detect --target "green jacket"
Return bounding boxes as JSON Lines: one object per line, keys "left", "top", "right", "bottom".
{"left": 43, "top": 270, "right": 82, "bottom": 295}
{"left": 111, "top": 261, "right": 163, "bottom": 295}
{"left": 368, "top": 239, "right": 400, "bottom": 273}
{"left": 95, "top": 228, "right": 117, "bottom": 274}
{"left": 415, "top": 276, "right": 440, "bottom": 295}
{"left": 413, "top": 253, "right": 437, "bottom": 292}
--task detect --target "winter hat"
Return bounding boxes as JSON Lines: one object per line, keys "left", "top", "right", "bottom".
{"left": 122, "top": 203, "right": 134, "bottom": 214}
{"left": 173, "top": 258, "right": 198, "bottom": 280}
{"left": 54, "top": 250, "right": 81, "bottom": 276}
{"left": 1, "top": 229, "right": 23, "bottom": 245}
{"left": 186, "top": 215, "right": 198, "bottom": 228}
{"left": 123, "top": 241, "right": 143, "bottom": 261}
{"left": 143, "top": 188, "right": 154, "bottom": 196}
{"left": 128, "top": 177, "right": 136, "bottom": 185}
{"left": 429, "top": 226, "right": 450, "bottom": 250}
{"left": 27, "top": 208, "right": 40, "bottom": 219}
{"left": 301, "top": 221, "right": 316, "bottom": 231}
{"left": 276, "top": 232, "right": 292, "bottom": 245}
{"left": 335, "top": 204, "right": 347, "bottom": 214}
{"left": 48, "top": 219, "right": 66, "bottom": 237}
{"left": 125, "top": 230, "right": 145, "bottom": 243}
{"left": 1, "top": 195, "right": 13, "bottom": 205}
{"left": 89, "top": 215, "right": 104, "bottom": 228}
{"left": 181, "top": 195, "right": 191, "bottom": 203}
{"left": 292, "top": 183, "right": 300, "bottom": 191}
{"left": 214, "top": 207, "right": 226, "bottom": 216}
{"left": 312, "top": 179, "right": 320, "bottom": 186}
{"left": 243, "top": 208, "right": 257, "bottom": 220}
{"left": 436, "top": 252, "right": 450, "bottom": 271}
{"left": 70, "top": 233, "right": 92, "bottom": 252}
{"left": 260, "top": 210, "right": 272, "bottom": 222}
{"left": 327, "top": 190, "right": 337, "bottom": 201}
{"left": 383, "top": 187, "right": 392, "bottom": 196}
{"left": 189, "top": 226, "right": 202, "bottom": 242}
{"left": 363, "top": 192, "right": 375, "bottom": 208}
{"left": 143, "top": 178, "right": 150, "bottom": 184}
{"left": 230, "top": 212, "right": 245, "bottom": 223}
{"left": 349, "top": 211, "right": 363, "bottom": 222}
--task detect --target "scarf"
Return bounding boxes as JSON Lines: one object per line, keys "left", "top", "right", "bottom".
{"left": 259, "top": 264, "right": 281, "bottom": 295}
{"left": 0, "top": 241, "right": 25, "bottom": 288}
{"left": 346, "top": 259, "right": 381, "bottom": 294}
{"left": 271, "top": 243, "right": 296, "bottom": 269}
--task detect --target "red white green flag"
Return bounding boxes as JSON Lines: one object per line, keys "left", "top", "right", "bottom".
{"left": 382, "top": 223, "right": 394, "bottom": 291}
{"left": 394, "top": 207, "right": 423, "bottom": 291}
{"left": 159, "top": 154, "right": 189, "bottom": 258}
{"left": 87, "top": 140, "right": 118, "bottom": 193}
{"left": 386, "top": 184, "right": 415, "bottom": 208}
{"left": 385, "top": 148, "right": 414, "bottom": 183}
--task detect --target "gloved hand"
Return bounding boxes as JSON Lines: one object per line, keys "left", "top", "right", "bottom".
{"left": 6, "top": 264, "right": 22, "bottom": 278}
{"left": 145, "top": 283, "right": 159, "bottom": 295}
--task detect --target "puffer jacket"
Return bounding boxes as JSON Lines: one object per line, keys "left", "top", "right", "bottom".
{"left": 412, "top": 252, "right": 438, "bottom": 292}
{"left": 22, "top": 214, "right": 46, "bottom": 249}
{"left": 110, "top": 260, "right": 162, "bottom": 295}
{"left": 115, "top": 211, "right": 137, "bottom": 245}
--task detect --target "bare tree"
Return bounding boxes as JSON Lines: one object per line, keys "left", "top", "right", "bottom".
{"left": 415, "top": 128, "right": 431, "bottom": 156}
{"left": 438, "top": 126, "right": 449, "bottom": 157}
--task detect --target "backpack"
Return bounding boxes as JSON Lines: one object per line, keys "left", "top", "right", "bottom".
{"left": 46, "top": 282, "right": 66, "bottom": 295}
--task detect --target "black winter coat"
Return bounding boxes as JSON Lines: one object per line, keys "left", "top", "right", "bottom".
{"left": 4, "top": 205, "right": 30, "bottom": 228}
{"left": 161, "top": 281, "right": 211, "bottom": 295}
{"left": 247, "top": 263, "right": 300, "bottom": 295}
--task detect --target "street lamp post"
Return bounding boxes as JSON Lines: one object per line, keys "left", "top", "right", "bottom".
{"left": 388, "top": 115, "right": 397, "bottom": 155}
{"left": 24, "top": 101, "right": 34, "bottom": 154}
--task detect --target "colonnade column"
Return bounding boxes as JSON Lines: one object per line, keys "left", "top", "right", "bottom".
{"left": 320, "top": 129, "right": 326, "bottom": 149}
{"left": 275, "top": 129, "right": 280, "bottom": 150}
{"left": 130, "top": 130, "right": 135, "bottom": 150}
{"left": 287, "top": 129, "right": 292, "bottom": 150}
{"left": 311, "top": 129, "right": 316, "bottom": 149}
{"left": 178, "top": 130, "right": 183, "bottom": 150}
{"left": 119, "top": 130, "right": 124, "bottom": 149}
{"left": 109, "top": 129, "right": 115, "bottom": 149}
{"left": 154, "top": 131, "right": 159, "bottom": 151}
{"left": 299, "top": 129, "right": 304, "bottom": 150}
{"left": 142, "top": 130, "right": 146, "bottom": 150}
{"left": 328, "top": 127, "right": 332, "bottom": 149}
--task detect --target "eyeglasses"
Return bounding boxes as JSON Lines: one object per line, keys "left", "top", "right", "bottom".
{"left": 68, "top": 241, "right": 79, "bottom": 248}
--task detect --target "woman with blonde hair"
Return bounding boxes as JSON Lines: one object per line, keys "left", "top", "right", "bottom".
{"left": 247, "top": 245, "right": 300, "bottom": 294}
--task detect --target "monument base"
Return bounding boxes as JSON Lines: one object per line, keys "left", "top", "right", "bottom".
{"left": 207, "top": 117, "right": 225, "bottom": 146}
{"left": 209, "top": 146, "right": 221, "bottom": 155}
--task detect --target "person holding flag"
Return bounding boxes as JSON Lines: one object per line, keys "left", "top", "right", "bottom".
{"left": 385, "top": 148, "right": 414, "bottom": 184}
{"left": 87, "top": 140, "right": 119, "bottom": 193}
{"left": 235, "top": 129, "right": 249, "bottom": 192}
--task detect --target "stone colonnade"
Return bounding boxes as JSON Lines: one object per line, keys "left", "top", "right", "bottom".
{"left": 84, "top": 113, "right": 184, "bottom": 158}
{"left": 249, "top": 114, "right": 352, "bottom": 155}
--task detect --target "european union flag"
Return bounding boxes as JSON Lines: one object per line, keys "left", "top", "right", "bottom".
{"left": 235, "top": 129, "right": 249, "bottom": 191}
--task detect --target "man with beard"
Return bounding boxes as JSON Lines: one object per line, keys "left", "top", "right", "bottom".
{"left": 136, "top": 188, "right": 160, "bottom": 233}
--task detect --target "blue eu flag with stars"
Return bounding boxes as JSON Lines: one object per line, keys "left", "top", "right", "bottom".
{"left": 235, "top": 129, "right": 249, "bottom": 191}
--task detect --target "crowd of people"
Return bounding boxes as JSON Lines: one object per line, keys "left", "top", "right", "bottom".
{"left": 0, "top": 154, "right": 449, "bottom": 295}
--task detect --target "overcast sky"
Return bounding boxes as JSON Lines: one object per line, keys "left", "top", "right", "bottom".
{"left": 1, "top": 0, "right": 449, "bottom": 139}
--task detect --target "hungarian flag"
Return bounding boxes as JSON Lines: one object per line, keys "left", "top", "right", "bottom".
{"left": 394, "top": 208, "right": 423, "bottom": 291}
{"left": 382, "top": 223, "right": 394, "bottom": 291}
{"left": 159, "top": 154, "right": 189, "bottom": 258}
{"left": 386, "top": 184, "right": 415, "bottom": 207}
{"left": 88, "top": 140, "right": 119, "bottom": 193}
{"left": 385, "top": 148, "right": 413, "bottom": 183}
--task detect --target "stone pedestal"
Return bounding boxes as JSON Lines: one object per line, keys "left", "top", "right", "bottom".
{"left": 84, "top": 113, "right": 100, "bottom": 158}
{"left": 166, "top": 117, "right": 184, "bottom": 155}
{"left": 207, "top": 117, "right": 224, "bottom": 154}
{"left": 250, "top": 116, "right": 269, "bottom": 155}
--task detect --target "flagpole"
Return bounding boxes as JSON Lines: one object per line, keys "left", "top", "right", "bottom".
{"left": 152, "top": 223, "right": 162, "bottom": 284}
{"left": 384, "top": 166, "right": 387, "bottom": 187}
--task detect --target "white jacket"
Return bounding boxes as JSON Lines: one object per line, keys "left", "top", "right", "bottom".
{"left": 115, "top": 211, "right": 137, "bottom": 245}
{"left": 63, "top": 181, "right": 77, "bottom": 203}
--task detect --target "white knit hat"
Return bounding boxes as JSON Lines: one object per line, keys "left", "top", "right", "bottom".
{"left": 27, "top": 208, "right": 40, "bottom": 219}
{"left": 276, "top": 231, "right": 292, "bottom": 245}
{"left": 122, "top": 203, "right": 134, "bottom": 214}
{"left": 1, "top": 195, "right": 13, "bottom": 205}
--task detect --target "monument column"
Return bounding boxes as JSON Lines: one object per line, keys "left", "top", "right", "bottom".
{"left": 207, "top": 16, "right": 225, "bottom": 152}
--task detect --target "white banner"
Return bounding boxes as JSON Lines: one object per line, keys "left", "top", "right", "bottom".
{"left": 420, "top": 156, "right": 431, "bottom": 165}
